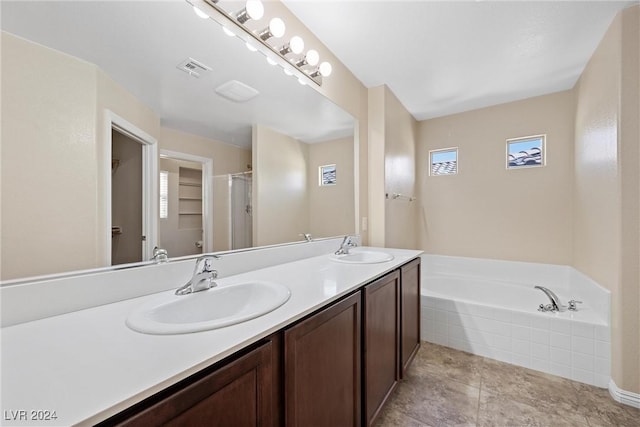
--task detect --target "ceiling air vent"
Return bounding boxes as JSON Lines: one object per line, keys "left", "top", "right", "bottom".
{"left": 215, "top": 80, "right": 259, "bottom": 103}
{"left": 176, "top": 58, "right": 211, "bottom": 78}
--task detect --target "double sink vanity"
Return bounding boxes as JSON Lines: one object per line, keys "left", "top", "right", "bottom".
{"left": 1, "top": 238, "right": 422, "bottom": 426}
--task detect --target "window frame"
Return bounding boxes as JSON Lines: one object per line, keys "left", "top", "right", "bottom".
{"left": 429, "top": 147, "right": 459, "bottom": 177}
{"left": 506, "top": 134, "right": 546, "bottom": 170}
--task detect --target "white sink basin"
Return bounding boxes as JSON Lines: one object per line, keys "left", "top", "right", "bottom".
{"left": 126, "top": 281, "right": 291, "bottom": 335}
{"left": 330, "top": 249, "right": 394, "bottom": 264}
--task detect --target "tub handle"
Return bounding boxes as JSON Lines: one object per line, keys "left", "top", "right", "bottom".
{"left": 568, "top": 300, "right": 582, "bottom": 311}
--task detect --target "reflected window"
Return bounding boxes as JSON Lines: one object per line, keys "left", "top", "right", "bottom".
{"left": 507, "top": 135, "right": 545, "bottom": 169}
{"left": 160, "top": 170, "right": 169, "bottom": 219}
{"left": 319, "top": 164, "right": 336, "bottom": 186}
{"left": 430, "top": 148, "right": 458, "bottom": 176}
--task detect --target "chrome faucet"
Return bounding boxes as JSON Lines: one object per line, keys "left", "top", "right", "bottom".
{"left": 335, "top": 235, "right": 358, "bottom": 255}
{"left": 175, "top": 255, "right": 220, "bottom": 295}
{"left": 151, "top": 246, "right": 168, "bottom": 263}
{"left": 535, "top": 285, "right": 566, "bottom": 312}
{"left": 300, "top": 233, "right": 313, "bottom": 242}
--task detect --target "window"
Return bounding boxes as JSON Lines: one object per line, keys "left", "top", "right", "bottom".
{"left": 159, "top": 170, "right": 169, "bottom": 219}
{"left": 319, "top": 164, "right": 337, "bottom": 186}
{"left": 506, "top": 135, "right": 545, "bottom": 169}
{"left": 429, "top": 148, "right": 458, "bottom": 176}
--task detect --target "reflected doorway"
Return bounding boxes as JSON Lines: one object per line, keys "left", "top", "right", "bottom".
{"left": 105, "top": 111, "right": 158, "bottom": 267}
{"left": 111, "top": 129, "right": 143, "bottom": 264}
{"left": 159, "top": 150, "right": 213, "bottom": 258}
{"left": 231, "top": 172, "right": 253, "bottom": 250}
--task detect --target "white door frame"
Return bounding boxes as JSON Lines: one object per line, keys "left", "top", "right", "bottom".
{"left": 104, "top": 110, "right": 158, "bottom": 266}
{"left": 159, "top": 149, "right": 214, "bottom": 253}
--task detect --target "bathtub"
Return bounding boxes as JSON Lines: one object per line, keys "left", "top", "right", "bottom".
{"left": 420, "top": 255, "right": 611, "bottom": 388}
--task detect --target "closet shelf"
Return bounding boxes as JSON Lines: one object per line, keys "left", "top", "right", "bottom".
{"left": 178, "top": 182, "right": 202, "bottom": 187}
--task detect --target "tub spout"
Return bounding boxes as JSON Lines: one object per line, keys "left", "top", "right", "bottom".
{"left": 535, "top": 285, "right": 566, "bottom": 312}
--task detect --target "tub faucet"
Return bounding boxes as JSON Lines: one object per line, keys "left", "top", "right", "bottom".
{"left": 175, "top": 255, "right": 220, "bottom": 295}
{"left": 535, "top": 285, "right": 566, "bottom": 312}
{"left": 335, "top": 235, "right": 357, "bottom": 255}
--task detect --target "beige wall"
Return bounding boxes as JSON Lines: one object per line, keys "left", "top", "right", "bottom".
{"left": 574, "top": 5, "right": 639, "bottom": 394}
{"left": 368, "top": 86, "right": 386, "bottom": 247}
{"left": 273, "top": 1, "right": 370, "bottom": 244}
{"left": 1, "top": 32, "right": 100, "bottom": 279}
{"left": 368, "top": 85, "right": 424, "bottom": 250}
{"left": 159, "top": 127, "right": 251, "bottom": 177}
{"left": 252, "top": 125, "right": 310, "bottom": 246}
{"left": 384, "top": 87, "right": 419, "bottom": 250}
{"left": 308, "top": 137, "right": 355, "bottom": 238}
{"left": 417, "top": 90, "right": 575, "bottom": 264}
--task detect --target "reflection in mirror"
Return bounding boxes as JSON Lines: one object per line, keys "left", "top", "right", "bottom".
{"left": 1, "top": 1, "right": 355, "bottom": 282}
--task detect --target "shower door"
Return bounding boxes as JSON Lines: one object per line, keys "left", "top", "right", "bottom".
{"left": 230, "top": 173, "right": 253, "bottom": 249}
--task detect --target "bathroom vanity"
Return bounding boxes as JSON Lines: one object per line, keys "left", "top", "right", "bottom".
{"left": 0, "top": 241, "right": 421, "bottom": 426}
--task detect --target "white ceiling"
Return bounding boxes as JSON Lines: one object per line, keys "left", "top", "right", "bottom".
{"left": 1, "top": 1, "right": 355, "bottom": 148}
{"left": 283, "top": 0, "right": 636, "bottom": 121}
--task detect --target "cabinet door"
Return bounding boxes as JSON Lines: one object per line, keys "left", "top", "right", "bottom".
{"left": 363, "top": 270, "right": 400, "bottom": 426}
{"left": 284, "top": 292, "right": 361, "bottom": 427}
{"left": 116, "top": 341, "right": 274, "bottom": 427}
{"left": 400, "top": 258, "right": 421, "bottom": 377}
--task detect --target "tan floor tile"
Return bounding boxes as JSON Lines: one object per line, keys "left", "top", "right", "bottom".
{"left": 480, "top": 357, "right": 581, "bottom": 411}
{"left": 387, "top": 367, "right": 480, "bottom": 427}
{"left": 412, "top": 342, "right": 485, "bottom": 388}
{"left": 478, "top": 389, "right": 589, "bottom": 427}
{"left": 572, "top": 383, "right": 640, "bottom": 427}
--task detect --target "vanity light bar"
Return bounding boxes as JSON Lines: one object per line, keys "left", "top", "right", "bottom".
{"left": 189, "top": 0, "right": 328, "bottom": 86}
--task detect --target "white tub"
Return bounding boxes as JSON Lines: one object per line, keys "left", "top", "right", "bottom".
{"left": 420, "top": 255, "right": 611, "bottom": 388}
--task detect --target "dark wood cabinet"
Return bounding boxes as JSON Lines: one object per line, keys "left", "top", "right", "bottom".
{"left": 400, "top": 258, "right": 421, "bottom": 377}
{"left": 113, "top": 341, "right": 275, "bottom": 427}
{"left": 284, "top": 292, "right": 362, "bottom": 427}
{"left": 363, "top": 271, "right": 401, "bottom": 426}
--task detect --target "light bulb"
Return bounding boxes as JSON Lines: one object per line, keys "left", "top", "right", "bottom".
{"left": 289, "top": 36, "right": 304, "bottom": 54}
{"left": 306, "top": 49, "right": 319, "bottom": 66}
{"left": 266, "top": 56, "right": 278, "bottom": 66}
{"left": 298, "top": 77, "right": 307, "bottom": 85}
{"left": 245, "top": 0, "right": 264, "bottom": 20}
{"left": 283, "top": 68, "right": 293, "bottom": 76}
{"left": 222, "top": 26, "right": 235, "bottom": 37}
{"left": 319, "top": 61, "right": 332, "bottom": 77}
{"left": 246, "top": 42, "right": 257, "bottom": 52}
{"left": 269, "top": 18, "right": 286, "bottom": 38}
{"left": 193, "top": 6, "right": 209, "bottom": 19}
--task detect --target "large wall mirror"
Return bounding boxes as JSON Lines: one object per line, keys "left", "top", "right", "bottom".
{"left": 1, "top": 0, "right": 356, "bottom": 282}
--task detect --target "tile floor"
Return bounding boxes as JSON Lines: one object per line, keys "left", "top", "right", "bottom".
{"left": 376, "top": 342, "right": 640, "bottom": 427}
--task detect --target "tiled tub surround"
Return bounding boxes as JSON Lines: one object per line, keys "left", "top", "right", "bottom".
{"left": 420, "top": 255, "right": 611, "bottom": 389}
{"left": 1, "top": 239, "right": 421, "bottom": 426}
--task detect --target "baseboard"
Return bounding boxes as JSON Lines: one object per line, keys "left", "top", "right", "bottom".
{"left": 609, "top": 379, "right": 640, "bottom": 409}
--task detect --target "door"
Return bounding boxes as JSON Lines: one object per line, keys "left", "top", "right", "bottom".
{"left": 284, "top": 292, "right": 361, "bottom": 427}
{"left": 116, "top": 341, "right": 274, "bottom": 426}
{"left": 363, "top": 270, "right": 400, "bottom": 426}
{"left": 111, "top": 129, "right": 143, "bottom": 265}
{"left": 400, "top": 258, "right": 421, "bottom": 376}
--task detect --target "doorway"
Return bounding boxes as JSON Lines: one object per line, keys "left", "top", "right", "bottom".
{"left": 104, "top": 111, "right": 158, "bottom": 267}
{"left": 159, "top": 150, "right": 213, "bottom": 258}
{"left": 111, "top": 129, "right": 143, "bottom": 264}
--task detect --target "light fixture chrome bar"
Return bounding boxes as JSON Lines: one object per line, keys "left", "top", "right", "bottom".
{"left": 192, "top": 0, "right": 323, "bottom": 86}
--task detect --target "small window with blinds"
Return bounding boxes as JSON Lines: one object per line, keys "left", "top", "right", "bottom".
{"left": 160, "top": 170, "right": 169, "bottom": 219}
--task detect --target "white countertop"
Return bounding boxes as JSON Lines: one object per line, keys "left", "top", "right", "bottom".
{"left": 1, "top": 247, "right": 421, "bottom": 426}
